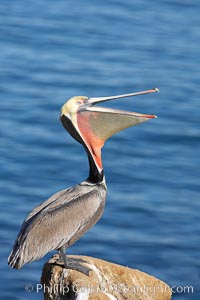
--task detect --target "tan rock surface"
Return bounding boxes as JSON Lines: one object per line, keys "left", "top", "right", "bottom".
{"left": 41, "top": 255, "right": 172, "bottom": 300}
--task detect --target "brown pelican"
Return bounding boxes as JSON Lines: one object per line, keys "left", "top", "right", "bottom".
{"left": 8, "top": 88, "right": 158, "bottom": 269}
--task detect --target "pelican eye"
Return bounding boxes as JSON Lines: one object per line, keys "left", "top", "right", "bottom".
{"left": 77, "top": 98, "right": 88, "bottom": 105}
{"left": 77, "top": 100, "right": 84, "bottom": 105}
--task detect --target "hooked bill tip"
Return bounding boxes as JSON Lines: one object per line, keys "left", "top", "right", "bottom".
{"left": 146, "top": 114, "right": 157, "bottom": 119}
{"left": 153, "top": 87, "right": 159, "bottom": 93}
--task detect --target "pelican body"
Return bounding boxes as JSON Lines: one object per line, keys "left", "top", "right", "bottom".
{"left": 8, "top": 88, "right": 158, "bottom": 269}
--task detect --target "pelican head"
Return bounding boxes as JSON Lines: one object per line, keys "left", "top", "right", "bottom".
{"left": 60, "top": 88, "right": 158, "bottom": 181}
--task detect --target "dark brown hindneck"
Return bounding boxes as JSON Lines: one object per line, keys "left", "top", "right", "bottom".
{"left": 86, "top": 147, "right": 104, "bottom": 184}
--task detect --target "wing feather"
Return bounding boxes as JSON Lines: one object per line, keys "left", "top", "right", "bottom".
{"left": 8, "top": 182, "right": 106, "bottom": 269}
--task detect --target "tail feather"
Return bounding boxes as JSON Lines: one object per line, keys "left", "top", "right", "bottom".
{"left": 8, "top": 242, "right": 23, "bottom": 269}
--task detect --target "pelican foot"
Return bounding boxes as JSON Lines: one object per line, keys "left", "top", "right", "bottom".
{"left": 55, "top": 254, "right": 90, "bottom": 275}
{"left": 64, "top": 257, "right": 90, "bottom": 276}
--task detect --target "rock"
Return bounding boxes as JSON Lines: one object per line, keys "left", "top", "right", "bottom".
{"left": 41, "top": 255, "right": 172, "bottom": 300}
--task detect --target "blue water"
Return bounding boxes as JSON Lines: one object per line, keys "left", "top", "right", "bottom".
{"left": 1, "top": 0, "right": 200, "bottom": 299}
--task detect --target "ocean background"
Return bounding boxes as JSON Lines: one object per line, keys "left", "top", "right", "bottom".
{"left": 1, "top": 0, "right": 200, "bottom": 299}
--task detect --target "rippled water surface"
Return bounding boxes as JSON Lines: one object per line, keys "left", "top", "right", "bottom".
{"left": 1, "top": 0, "right": 200, "bottom": 299}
